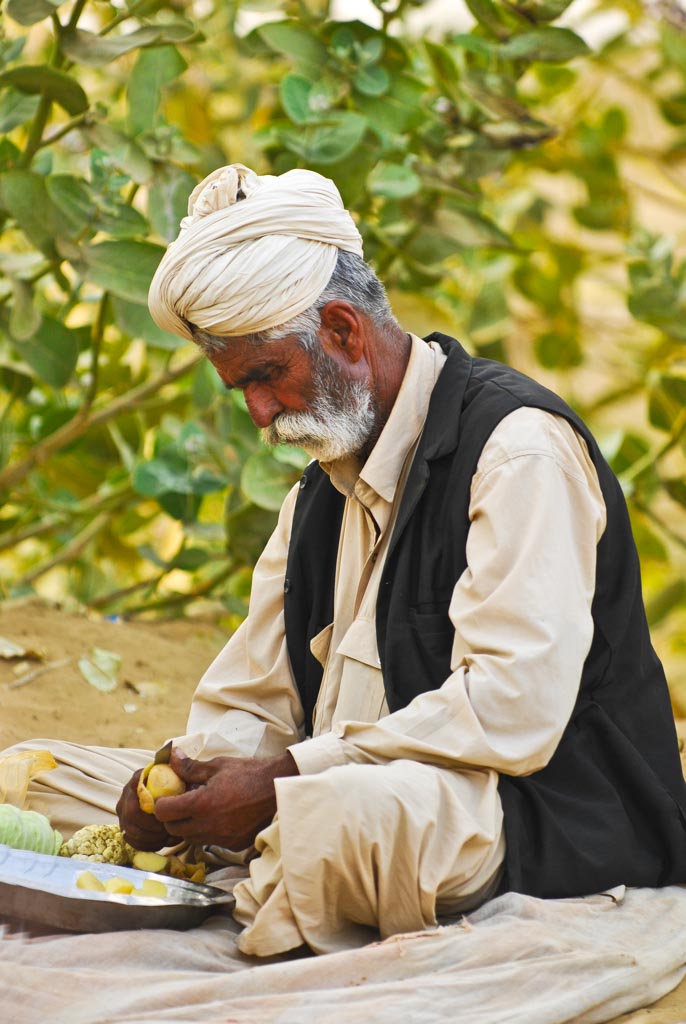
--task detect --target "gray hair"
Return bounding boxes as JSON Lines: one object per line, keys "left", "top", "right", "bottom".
{"left": 189, "top": 250, "right": 398, "bottom": 354}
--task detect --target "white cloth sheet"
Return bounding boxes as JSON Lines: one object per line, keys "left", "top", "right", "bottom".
{"left": 2, "top": 884, "right": 686, "bottom": 1024}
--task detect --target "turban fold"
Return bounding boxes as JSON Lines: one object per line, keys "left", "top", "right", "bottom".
{"left": 147, "top": 163, "right": 364, "bottom": 341}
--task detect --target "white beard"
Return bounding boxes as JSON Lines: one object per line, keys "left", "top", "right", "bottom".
{"left": 261, "top": 348, "right": 377, "bottom": 461}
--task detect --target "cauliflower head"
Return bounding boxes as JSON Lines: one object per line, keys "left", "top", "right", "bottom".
{"left": 59, "top": 824, "right": 135, "bottom": 865}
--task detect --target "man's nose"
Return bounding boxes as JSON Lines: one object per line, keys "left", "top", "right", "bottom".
{"left": 243, "top": 384, "right": 283, "bottom": 428}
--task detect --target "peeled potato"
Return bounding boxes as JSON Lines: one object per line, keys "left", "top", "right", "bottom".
{"left": 76, "top": 870, "right": 106, "bottom": 892}
{"left": 104, "top": 877, "right": 135, "bottom": 895}
{"left": 132, "top": 850, "right": 169, "bottom": 873}
{"left": 137, "top": 762, "right": 186, "bottom": 814}
{"left": 136, "top": 878, "right": 168, "bottom": 899}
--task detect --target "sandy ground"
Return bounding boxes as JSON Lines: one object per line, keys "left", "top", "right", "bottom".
{"left": 0, "top": 599, "right": 226, "bottom": 751}
{"left": 1, "top": 598, "right": 685, "bottom": 1023}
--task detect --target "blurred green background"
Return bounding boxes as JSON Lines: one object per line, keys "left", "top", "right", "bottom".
{"left": 1, "top": 0, "right": 686, "bottom": 708}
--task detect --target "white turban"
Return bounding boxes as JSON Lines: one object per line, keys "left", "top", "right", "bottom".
{"left": 147, "top": 163, "right": 364, "bottom": 341}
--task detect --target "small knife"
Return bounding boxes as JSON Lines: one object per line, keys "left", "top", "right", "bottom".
{"left": 153, "top": 739, "right": 173, "bottom": 765}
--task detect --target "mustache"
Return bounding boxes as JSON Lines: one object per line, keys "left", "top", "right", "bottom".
{"left": 261, "top": 381, "right": 377, "bottom": 461}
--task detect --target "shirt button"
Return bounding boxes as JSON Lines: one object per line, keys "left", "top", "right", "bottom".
{"left": 299, "top": 475, "right": 308, "bottom": 490}
{"left": 284, "top": 578, "right": 292, "bottom": 594}
{"left": 370, "top": 553, "right": 378, "bottom": 564}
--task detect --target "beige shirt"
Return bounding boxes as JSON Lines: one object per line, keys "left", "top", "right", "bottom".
{"left": 180, "top": 335, "right": 607, "bottom": 781}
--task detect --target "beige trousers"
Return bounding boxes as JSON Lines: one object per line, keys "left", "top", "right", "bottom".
{"left": 3, "top": 739, "right": 505, "bottom": 956}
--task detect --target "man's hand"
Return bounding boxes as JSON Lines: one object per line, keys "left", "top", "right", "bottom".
{"left": 116, "top": 768, "right": 174, "bottom": 851}
{"left": 153, "top": 748, "right": 299, "bottom": 850}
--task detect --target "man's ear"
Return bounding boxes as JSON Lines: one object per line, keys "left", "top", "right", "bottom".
{"left": 318, "top": 301, "right": 366, "bottom": 363}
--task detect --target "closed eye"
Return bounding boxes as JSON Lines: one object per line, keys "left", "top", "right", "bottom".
{"left": 225, "top": 364, "right": 283, "bottom": 390}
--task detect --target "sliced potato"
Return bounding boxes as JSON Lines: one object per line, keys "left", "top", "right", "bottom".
{"left": 104, "top": 876, "right": 135, "bottom": 894}
{"left": 76, "top": 870, "right": 106, "bottom": 892}
{"left": 132, "top": 850, "right": 169, "bottom": 873}
{"left": 137, "top": 878, "right": 169, "bottom": 899}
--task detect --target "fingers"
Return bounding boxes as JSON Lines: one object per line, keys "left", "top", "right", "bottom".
{"left": 116, "top": 769, "right": 171, "bottom": 851}
{"left": 154, "top": 786, "right": 206, "bottom": 824}
{"left": 169, "top": 749, "right": 216, "bottom": 785}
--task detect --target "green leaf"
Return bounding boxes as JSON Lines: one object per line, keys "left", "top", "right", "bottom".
{"left": 436, "top": 206, "right": 512, "bottom": 248}
{"left": 0, "top": 170, "right": 59, "bottom": 256}
{"left": 0, "top": 66, "right": 88, "bottom": 115}
{"left": 257, "top": 21, "right": 327, "bottom": 71}
{"left": 171, "top": 547, "right": 211, "bottom": 571}
{"left": 226, "top": 504, "right": 278, "bottom": 565}
{"left": 280, "top": 74, "right": 314, "bottom": 125}
{"left": 648, "top": 373, "right": 686, "bottom": 432}
{"left": 451, "top": 34, "right": 494, "bottom": 58}
{"left": 147, "top": 166, "right": 196, "bottom": 242}
{"left": 78, "top": 647, "right": 121, "bottom": 693}
{"left": 425, "top": 41, "right": 461, "bottom": 104}
{"left": 84, "top": 124, "right": 154, "bottom": 184}
{"left": 83, "top": 240, "right": 165, "bottom": 305}
{"left": 46, "top": 174, "right": 97, "bottom": 237}
{"left": 127, "top": 46, "right": 187, "bottom": 137}
{"left": 356, "top": 35, "right": 384, "bottom": 65}
{"left": 134, "top": 457, "right": 193, "bottom": 497}
{"left": 464, "top": 0, "right": 512, "bottom": 39}
{"left": 628, "top": 512, "right": 667, "bottom": 562}
{"left": 112, "top": 296, "right": 185, "bottom": 350}
{"left": 534, "top": 329, "right": 582, "bottom": 369}
{"left": 0, "top": 139, "right": 21, "bottom": 172}
{"left": 290, "top": 112, "right": 368, "bottom": 165}
{"left": 6, "top": 0, "right": 61, "bottom": 27}
{"left": 9, "top": 279, "right": 41, "bottom": 341}
{"left": 134, "top": 455, "right": 225, "bottom": 499}
{"left": 241, "top": 450, "right": 298, "bottom": 511}
{"left": 510, "top": 0, "right": 574, "bottom": 21}
{"left": 407, "top": 209, "right": 512, "bottom": 265}
{"left": 368, "top": 162, "right": 421, "bottom": 200}
{"left": 330, "top": 26, "right": 356, "bottom": 58}
{"left": 13, "top": 316, "right": 79, "bottom": 387}
{"left": 499, "top": 27, "right": 590, "bottom": 63}
{"left": 353, "top": 64, "right": 390, "bottom": 97}
{"left": 357, "top": 72, "right": 426, "bottom": 135}
{"left": 0, "top": 364, "right": 33, "bottom": 399}
{"left": 646, "top": 580, "right": 686, "bottom": 627}
{"left": 0, "top": 88, "right": 39, "bottom": 132}
{"left": 96, "top": 202, "right": 148, "bottom": 239}
{"left": 665, "top": 478, "right": 686, "bottom": 508}
{"left": 271, "top": 445, "right": 309, "bottom": 470}
{"left": 191, "top": 358, "right": 223, "bottom": 409}
{"left": 60, "top": 23, "right": 196, "bottom": 67}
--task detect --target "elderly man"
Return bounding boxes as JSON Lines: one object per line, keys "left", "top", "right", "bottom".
{"left": 10, "top": 164, "right": 686, "bottom": 957}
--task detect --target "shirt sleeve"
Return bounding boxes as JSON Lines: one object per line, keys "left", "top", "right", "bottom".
{"left": 173, "top": 482, "right": 305, "bottom": 761}
{"left": 289, "top": 409, "right": 607, "bottom": 778}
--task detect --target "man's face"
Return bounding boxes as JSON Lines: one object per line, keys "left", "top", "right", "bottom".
{"left": 207, "top": 335, "right": 377, "bottom": 462}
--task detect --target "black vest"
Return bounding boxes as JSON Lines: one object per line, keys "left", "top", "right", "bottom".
{"left": 284, "top": 335, "right": 686, "bottom": 898}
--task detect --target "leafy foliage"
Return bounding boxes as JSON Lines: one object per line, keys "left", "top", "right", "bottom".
{"left": 1, "top": 0, "right": 686, "bottom": 704}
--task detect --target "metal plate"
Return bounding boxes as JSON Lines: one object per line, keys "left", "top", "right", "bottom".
{"left": 0, "top": 844, "right": 234, "bottom": 933}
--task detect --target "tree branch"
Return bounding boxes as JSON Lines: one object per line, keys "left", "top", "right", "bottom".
{"left": 0, "top": 352, "right": 202, "bottom": 494}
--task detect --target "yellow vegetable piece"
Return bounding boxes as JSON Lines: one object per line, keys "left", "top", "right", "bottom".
{"left": 137, "top": 878, "right": 169, "bottom": 899}
{"left": 132, "top": 850, "right": 169, "bottom": 873}
{"left": 104, "top": 877, "right": 135, "bottom": 895}
{"left": 147, "top": 764, "right": 186, "bottom": 800}
{"left": 137, "top": 762, "right": 185, "bottom": 814}
{"left": 0, "top": 750, "right": 58, "bottom": 808}
{"left": 166, "top": 855, "right": 206, "bottom": 883}
{"left": 76, "top": 870, "right": 106, "bottom": 892}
